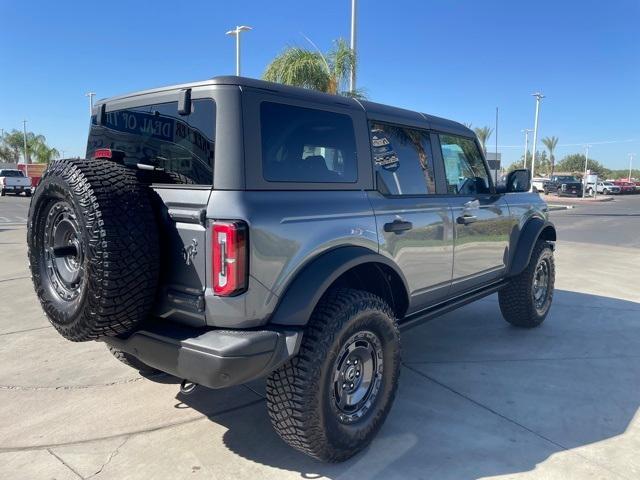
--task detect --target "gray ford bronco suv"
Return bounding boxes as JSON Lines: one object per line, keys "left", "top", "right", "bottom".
{"left": 28, "top": 76, "right": 556, "bottom": 462}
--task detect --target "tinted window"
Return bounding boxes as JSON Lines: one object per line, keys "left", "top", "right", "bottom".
{"left": 261, "top": 102, "right": 357, "bottom": 183}
{"left": 87, "top": 99, "right": 215, "bottom": 185}
{"left": 440, "top": 135, "right": 491, "bottom": 195}
{"left": 370, "top": 123, "right": 435, "bottom": 195}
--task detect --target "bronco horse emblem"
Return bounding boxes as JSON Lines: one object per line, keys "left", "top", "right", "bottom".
{"left": 182, "top": 239, "right": 198, "bottom": 266}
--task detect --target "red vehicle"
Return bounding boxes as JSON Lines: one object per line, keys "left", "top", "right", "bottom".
{"left": 17, "top": 163, "right": 47, "bottom": 188}
{"left": 612, "top": 180, "right": 637, "bottom": 194}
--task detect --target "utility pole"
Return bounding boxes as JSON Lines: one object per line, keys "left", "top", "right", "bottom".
{"left": 530, "top": 92, "right": 544, "bottom": 190}
{"left": 350, "top": 0, "right": 358, "bottom": 93}
{"left": 226, "top": 26, "right": 252, "bottom": 76}
{"left": 582, "top": 144, "right": 591, "bottom": 197}
{"left": 629, "top": 153, "right": 635, "bottom": 181}
{"left": 22, "top": 120, "right": 30, "bottom": 164}
{"left": 521, "top": 129, "right": 532, "bottom": 169}
{"left": 494, "top": 107, "right": 499, "bottom": 185}
{"left": 85, "top": 92, "right": 96, "bottom": 115}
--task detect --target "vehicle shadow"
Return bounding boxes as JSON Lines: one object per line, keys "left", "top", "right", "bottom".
{"left": 173, "top": 289, "right": 640, "bottom": 479}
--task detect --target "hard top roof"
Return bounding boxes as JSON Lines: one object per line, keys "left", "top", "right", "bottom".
{"left": 99, "top": 76, "right": 473, "bottom": 137}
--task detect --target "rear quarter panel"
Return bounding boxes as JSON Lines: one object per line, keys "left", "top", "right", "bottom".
{"left": 205, "top": 190, "right": 378, "bottom": 328}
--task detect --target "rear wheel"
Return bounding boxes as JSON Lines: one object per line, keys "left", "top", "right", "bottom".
{"left": 266, "top": 289, "right": 401, "bottom": 462}
{"left": 603, "top": 188, "right": 609, "bottom": 195}
{"left": 24, "top": 190, "right": 31, "bottom": 197}
{"left": 499, "top": 241, "right": 555, "bottom": 328}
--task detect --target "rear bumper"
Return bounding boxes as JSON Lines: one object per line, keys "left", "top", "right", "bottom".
{"left": 104, "top": 322, "right": 303, "bottom": 389}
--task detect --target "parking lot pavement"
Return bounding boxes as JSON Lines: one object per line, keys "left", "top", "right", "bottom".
{"left": 0, "top": 194, "right": 30, "bottom": 227}
{"left": 1, "top": 213, "right": 639, "bottom": 479}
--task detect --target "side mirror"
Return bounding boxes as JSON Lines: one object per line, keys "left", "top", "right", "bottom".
{"left": 506, "top": 169, "right": 531, "bottom": 193}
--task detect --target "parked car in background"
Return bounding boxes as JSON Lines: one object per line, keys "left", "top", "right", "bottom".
{"left": 0, "top": 169, "right": 32, "bottom": 196}
{"left": 588, "top": 181, "right": 621, "bottom": 195}
{"left": 612, "top": 180, "right": 636, "bottom": 194}
{"left": 531, "top": 177, "right": 549, "bottom": 193}
{"left": 544, "top": 175, "right": 583, "bottom": 197}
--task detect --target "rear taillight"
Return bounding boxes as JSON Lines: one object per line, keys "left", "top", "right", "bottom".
{"left": 94, "top": 148, "right": 112, "bottom": 159}
{"left": 212, "top": 221, "right": 248, "bottom": 296}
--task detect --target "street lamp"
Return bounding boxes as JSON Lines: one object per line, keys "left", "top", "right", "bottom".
{"left": 629, "top": 153, "right": 635, "bottom": 181}
{"left": 350, "top": 0, "right": 358, "bottom": 93}
{"left": 521, "top": 129, "right": 533, "bottom": 169}
{"left": 582, "top": 144, "right": 591, "bottom": 197}
{"left": 85, "top": 92, "right": 96, "bottom": 115}
{"left": 225, "top": 25, "right": 252, "bottom": 76}
{"left": 529, "top": 92, "right": 545, "bottom": 189}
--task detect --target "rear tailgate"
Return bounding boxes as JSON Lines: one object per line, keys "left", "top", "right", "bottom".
{"left": 87, "top": 96, "right": 216, "bottom": 327}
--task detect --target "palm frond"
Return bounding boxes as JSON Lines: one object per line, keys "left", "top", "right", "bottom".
{"left": 263, "top": 47, "right": 330, "bottom": 92}
{"left": 329, "top": 38, "right": 355, "bottom": 93}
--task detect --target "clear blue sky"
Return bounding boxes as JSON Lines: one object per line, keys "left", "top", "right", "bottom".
{"left": 1, "top": 0, "right": 638, "bottom": 168}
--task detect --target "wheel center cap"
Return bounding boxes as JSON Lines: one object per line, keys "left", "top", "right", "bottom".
{"left": 346, "top": 365, "right": 356, "bottom": 381}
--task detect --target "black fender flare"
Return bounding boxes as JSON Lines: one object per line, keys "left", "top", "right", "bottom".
{"left": 269, "top": 246, "right": 410, "bottom": 326}
{"left": 508, "top": 217, "right": 556, "bottom": 277}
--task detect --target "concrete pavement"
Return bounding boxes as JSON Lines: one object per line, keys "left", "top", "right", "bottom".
{"left": 1, "top": 203, "right": 639, "bottom": 479}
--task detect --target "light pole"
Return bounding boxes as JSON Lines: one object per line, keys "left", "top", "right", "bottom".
{"left": 226, "top": 26, "right": 252, "bottom": 76}
{"left": 582, "top": 144, "right": 591, "bottom": 197}
{"left": 22, "top": 120, "right": 30, "bottom": 164}
{"left": 350, "top": 0, "right": 358, "bottom": 93}
{"left": 629, "top": 153, "right": 635, "bottom": 181}
{"left": 85, "top": 92, "right": 96, "bottom": 115}
{"left": 521, "top": 128, "right": 533, "bottom": 169}
{"left": 529, "top": 92, "right": 544, "bottom": 190}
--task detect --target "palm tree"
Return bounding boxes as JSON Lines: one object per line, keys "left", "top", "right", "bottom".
{"left": 542, "top": 136, "right": 559, "bottom": 176}
{"left": 263, "top": 38, "right": 365, "bottom": 98}
{"left": 473, "top": 126, "right": 493, "bottom": 154}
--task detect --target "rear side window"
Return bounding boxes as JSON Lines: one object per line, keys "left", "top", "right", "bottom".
{"left": 370, "top": 123, "right": 436, "bottom": 195}
{"left": 87, "top": 99, "right": 215, "bottom": 185}
{"left": 439, "top": 134, "right": 491, "bottom": 195}
{"left": 260, "top": 102, "right": 358, "bottom": 183}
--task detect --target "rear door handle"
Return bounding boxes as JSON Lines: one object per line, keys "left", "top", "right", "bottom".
{"left": 456, "top": 214, "right": 477, "bottom": 225}
{"left": 384, "top": 219, "right": 413, "bottom": 233}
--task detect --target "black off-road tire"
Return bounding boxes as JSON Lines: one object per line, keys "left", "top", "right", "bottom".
{"left": 499, "top": 240, "right": 555, "bottom": 328}
{"left": 0, "top": 189, "right": 5, "bottom": 196}
{"left": 108, "top": 345, "right": 159, "bottom": 375}
{"left": 28, "top": 158, "right": 160, "bottom": 341}
{"left": 266, "top": 288, "right": 401, "bottom": 462}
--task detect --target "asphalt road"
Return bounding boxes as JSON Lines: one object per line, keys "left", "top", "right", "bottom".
{"left": 550, "top": 195, "right": 640, "bottom": 248}
{"left": 0, "top": 193, "right": 30, "bottom": 227}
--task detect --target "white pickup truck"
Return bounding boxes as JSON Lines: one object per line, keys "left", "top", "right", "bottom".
{"left": 0, "top": 169, "right": 32, "bottom": 196}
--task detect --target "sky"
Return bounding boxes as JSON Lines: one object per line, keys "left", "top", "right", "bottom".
{"left": 1, "top": 0, "right": 638, "bottom": 169}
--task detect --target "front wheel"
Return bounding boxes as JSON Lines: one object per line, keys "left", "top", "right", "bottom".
{"left": 499, "top": 241, "right": 555, "bottom": 328}
{"left": 267, "top": 289, "right": 401, "bottom": 462}
{"left": 603, "top": 189, "right": 609, "bottom": 195}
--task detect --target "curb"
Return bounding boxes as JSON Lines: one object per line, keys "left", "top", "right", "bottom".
{"left": 547, "top": 204, "right": 574, "bottom": 211}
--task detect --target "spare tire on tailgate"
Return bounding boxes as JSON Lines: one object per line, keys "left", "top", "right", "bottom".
{"left": 27, "top": 158, "right": 159, "bottom": 341}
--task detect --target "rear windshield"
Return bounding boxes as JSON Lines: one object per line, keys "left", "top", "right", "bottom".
{"left": 87, "top": 99, "right": 215, "bottom": 185}
{"left": 556, "top": 176, "right": 579, "bottom": 182}
{"left": 0, "top": 170, "right": 24, "bottom": 177}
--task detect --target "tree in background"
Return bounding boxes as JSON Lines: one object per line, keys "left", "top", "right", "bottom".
{"left": 555, "top": 153, "right": 610, "bottom": 178}
{"left": 541, "top": 136, "right": 559, "bottom": 175}
{"left": 263, "top": 38, "right": 366, "bottom": 98}
{"left": 0, "top": 130, "right": 59, "bottom": 164}
{"left": 473, "top": 126, "right": 493, "bottom": 155}
{"left": 509, "top": 150, "right": 551, "bottom": 175}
